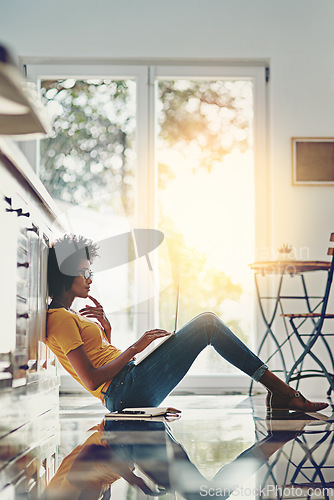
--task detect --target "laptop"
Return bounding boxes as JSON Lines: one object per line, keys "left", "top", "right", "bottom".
{"left": 135, "top": 283, "right": 180, "bottom": 365}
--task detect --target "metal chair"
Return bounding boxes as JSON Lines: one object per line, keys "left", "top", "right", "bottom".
{"left": 281, "top": 234, "right": 334, "bottom": 396}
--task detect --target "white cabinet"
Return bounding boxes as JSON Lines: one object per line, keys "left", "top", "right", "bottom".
{"left": 0, "top": 140, "right": 62, "bottom": 497}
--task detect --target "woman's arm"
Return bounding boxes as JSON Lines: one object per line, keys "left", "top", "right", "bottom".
{"left": 67, "top": 329, "right": 172, "bottom": 391}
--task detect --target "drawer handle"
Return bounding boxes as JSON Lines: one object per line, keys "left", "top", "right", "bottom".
{"left": 18, "top": 313, "right": 29, "bottom": 319}
{"left": 19, "top": 210, "right": 30, "bottom": 218}
{"left": 6, "top": 208, "right": 20, "bottom": 214}
{"left": 6, "top": 208, "right": 30, "bottom": 217}
{"left": 17, "top": 262, "right": 29, "bottom": 268}
{"left": 27, "top": 224, "right": 38, "bottom": 234}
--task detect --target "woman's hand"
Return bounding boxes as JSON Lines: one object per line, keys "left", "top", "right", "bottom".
{"left": 79, "top": 295, "right": 112, "bottom": 342}
{"left": 132, "top": 329, "right": 172, "bottom": 354}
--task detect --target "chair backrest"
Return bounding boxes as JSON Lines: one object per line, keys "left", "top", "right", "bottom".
{"left": 318, "top": 233, "right": 334, "bottom": 322}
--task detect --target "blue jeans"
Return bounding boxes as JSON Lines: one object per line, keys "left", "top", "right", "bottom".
{"left": 103, "top": 312, "right": 268, "bottom": 412}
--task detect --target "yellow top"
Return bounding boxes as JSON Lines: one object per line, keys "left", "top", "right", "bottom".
{"left": 45, "top": 308, "right": 122, "bottom": 401}
{"left": 46, "top": 423, "right": 121, "bottom": 498}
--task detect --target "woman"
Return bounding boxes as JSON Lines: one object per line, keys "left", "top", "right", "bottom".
{"left": 46, "top": 234, "right": 328, "bottom": 413}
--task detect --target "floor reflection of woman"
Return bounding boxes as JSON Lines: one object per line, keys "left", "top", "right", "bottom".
{"left": 44, "top": 416, "right": 318, "bottom": 500}
{"left": 46, "top": 235, "right": 328, "bottom": 414}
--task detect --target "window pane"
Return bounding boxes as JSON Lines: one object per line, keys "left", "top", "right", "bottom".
{"left": 157, "top": 79, "right": 255, "bottom": 374}
{"left": 40, "top": 78, "right": 137, "bottom": 349}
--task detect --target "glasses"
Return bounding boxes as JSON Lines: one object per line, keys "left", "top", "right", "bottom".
{"left": 78, "top": 269, "right": 93, "bottom": 280}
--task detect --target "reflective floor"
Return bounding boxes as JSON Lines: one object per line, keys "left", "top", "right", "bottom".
{"left": 44, "top": 393, "right": 334, "bottom": 500}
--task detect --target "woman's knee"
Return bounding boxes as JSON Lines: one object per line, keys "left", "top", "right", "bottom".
{"left": 177, "top": 311, "right": 222, "bottom": 342}
{"left": 193, "top": 311, "right": 219, "bottom": 325}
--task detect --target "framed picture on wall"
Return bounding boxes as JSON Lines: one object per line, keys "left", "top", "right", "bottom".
{"left": 292, "top": 137, "right": 334, "bottom": 185}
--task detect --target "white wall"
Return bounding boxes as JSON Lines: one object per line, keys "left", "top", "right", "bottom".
{"left": 1, "top": 0, "right": 334, "bottom": 393}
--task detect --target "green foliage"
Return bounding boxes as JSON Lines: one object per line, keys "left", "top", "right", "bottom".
{"left": 40, "top": 79, "right": 135, "bottom": 214}
{"left": 158, "top": 80, "right": 252, "bottom": 172}
{"left": 159, "top": 224, "right": 242, "bottom": 330}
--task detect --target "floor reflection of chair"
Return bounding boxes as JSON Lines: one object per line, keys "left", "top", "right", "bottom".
{"left": 254, "top": 416, "right": 334, "bottom": 500}
{"left": 282, "top": 234, "right": 334, "bottom": 396}
{"left": 284, "top": 429, "right": 334, "bottom": 493}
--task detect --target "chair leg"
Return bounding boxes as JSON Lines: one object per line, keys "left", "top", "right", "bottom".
{"left": 287, "top": 319, "right": 334, "bottom": 397}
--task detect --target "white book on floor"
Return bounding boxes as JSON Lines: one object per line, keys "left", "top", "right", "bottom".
{"left": 105, "top": 406, "right": 181, "bottom": 418}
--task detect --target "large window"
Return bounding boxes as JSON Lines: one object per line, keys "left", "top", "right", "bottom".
{"left": 26, "top": 63, "right": 267, "bottom": 388}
